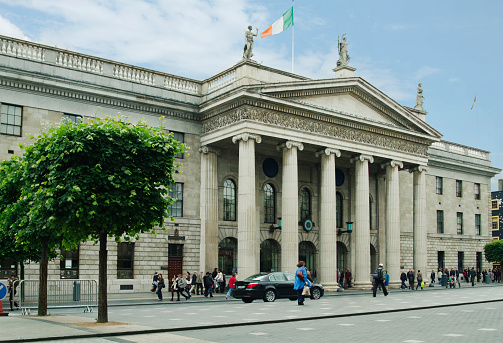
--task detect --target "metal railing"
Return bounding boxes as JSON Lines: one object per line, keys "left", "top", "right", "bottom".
{"left": 18, "top": 279, "right": 97, "bottom": 315}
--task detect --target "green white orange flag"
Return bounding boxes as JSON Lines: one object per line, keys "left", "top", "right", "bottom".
{"left": 261, "top": 7, "right": 294, "bottom": 38}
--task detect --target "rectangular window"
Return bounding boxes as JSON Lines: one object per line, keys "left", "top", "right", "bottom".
{"left": 493, "top": 216, "right": 499, "bottom": 230}
{"left": 475, "top": 214, "right": 481, "bottom": 236}
{"left": 171, "top": 131, "right": 184, "bottom": 159}
{"left": 457, "top": 212, "right": 463, "bottom": 235}
{"left": 476, "top": 252, "right": 482, "bottom": 272}
{"left": 437, "top": 251, "right": 445, "bottom": 270}
{"left": 0, "top": 104, "right": 22, "bottom": 136}
{"left": 437, "top": 210, "right": 444, "bottom": 234}
{"left": 456, "top": 180, "right": 462, "bottom": 197}
{"left": 436, "top": 177, "right": 443, "bottom": 195}
{"left": 492, "top": 200, "right": 499, "bottom": 210}
{"left": 168, "top": 182, "right": 183, "bottom": 217}
{"left": 457, "top": 251, "right": 464, "bottom": 272}
{"left": 60, "top": 246, "right": 79, "bottom": 279}
{"left": 474, "top": 183, "right": 481, "bottom": 200}
{"left": 117, "top": 242, "right": 134, "bottom": 279}
{"left": 63, "top": 113, "right": 83, "bottom": 124}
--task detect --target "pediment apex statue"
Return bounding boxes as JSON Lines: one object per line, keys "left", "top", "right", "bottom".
{"left": 243, "top": 25, "right": 258, "bottom": 60}
{"left": 414, "top": 83, "right": 425, "bottom": 112}
{"left": 337, "top": 33, "right": 350, "bottom": 67}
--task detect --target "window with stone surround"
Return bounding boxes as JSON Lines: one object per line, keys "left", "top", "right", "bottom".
{"left": 474, "top": 183, "right": 480, "bottom": 200}
{"left": 475, "top": 214, "right": 481, "bottom": 236}
{"left": 168, "top": 182, "right": 183, "bottom": 217}
{"left": 336, "top": 192, "right": 343, "bottom": 228}
{"left": 436, "top": 177, "right": 443, "bottom": 195}
{"left": 456, "top": 180, "right": 462, "bottom": 197}
{"left": 0, "top": 103, "right": 22, "bottom": 136}
{"left": 264, "top": 183, "right": 275, "bottom": 223}
{"left": 171, "top": 131, "right": 184, "bottom": 159}
{"left": 117, "top": 242, "right": 134, "bottom": 279}
{"left": 437, "top": 251, "right": 445, "bottom": 270}
{"left": 457, "top": 251, "right": 464, "bottom": 271}
{"left": 493, "top": 216, "right": 499, "bottom": 230}
{"left": 223, "top": 179, "right": 236, "bottom": 221}
{"left": 437, "top": 210, "right": 444, "bottom": 234}
{"left": 492, "top": 200, "right": 499, "bottom": 210}
{"left": 476, "top": 252, "right": 482, "bottom": 271}
{"left": 300, "top": 188, "right": 311, "bottom": 222}
{"left": 63, "top": 113, "right": 83, "bottom": 124}
{"left": 457, "top": 212, "right": 463, "bottom": 234}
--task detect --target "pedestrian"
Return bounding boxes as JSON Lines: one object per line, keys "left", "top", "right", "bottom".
{"left": 400, "top": 271, "right": 407, "bottom": 289}
{"left": 455, "top": 268, "right": 461, "bottom": 288}
{"left": 185, "top": 271, "right": 192, "bottom": 299}
{"left": 345, "top": 269, "right": 352, "bottom": 288}
{"left": 372, "top": 263, "right": 388, "bottom": 297}
{"left": 416, "top": 270, "right": 423, "bottom": 290}
{"left": 338, "top": 269, "right": 344, "bottom": 287}
{"left": 191, "top": 271, "right": 198, "bottom": 294}
{"left": 7, "top": 274, "right": 19, "bottom": 310}
{"left": 384, "top": 271, "right": 390, "bottom": 291}
{"left": 226, "top": 273, "right": 237, "bottom": 299}
{"left": 312, "top": 269, "right": 318, "bottom": 283}
{"left": 170, "top": 275, "right": 178, "bottom": 301}
{"left": 220, "top": 272, "right": 226, "bottom": 293}
{"left": 470, "top": 267, "right": 476, "bottom": 286}
{"left": 203, "top": 272, "right": 214, "bottom": 297}
{"left": 196, "top": 271, "right": 204, "bottom": 295}
{"left": 407, "top": 269, "right": 415, "bottom": 290}
{"left": 294, "top": 261, "right": 311, "bottom": 305}
{"left": 430, "top": 270, "right": 435, "bottom": 285}
{"left": 176, "top": 273, "right": 189, "bottom": 300}
{"left": 150, "top": 272, "right": 159, "bottom": 293}
{"left": 156, "top": 273, "right": 165, "bottom": 300}
{"left": 212, "top": 268, "right": 218, "bottom": 279}
{"left": 215, "top": 269, "right": 223, "bottom": 293}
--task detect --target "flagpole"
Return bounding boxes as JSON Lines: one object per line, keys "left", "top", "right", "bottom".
{"left": 292, "top": 0, "right": 294, "bottom": 73}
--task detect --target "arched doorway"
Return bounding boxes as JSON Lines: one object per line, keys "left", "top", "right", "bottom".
{"left": 218, "top": 237, "right": 237, "bottom": 275}
{"left": 370, "top": 244, "right": 378, "bottom": 274}
{"left": 260, "top": 239, "right": 280, "bottom": 272}
{"left": 337, "top": 242, "right": 348, "bottom": 271}
{"left": 299, "top": 241, "right": 316, "bottom": 271}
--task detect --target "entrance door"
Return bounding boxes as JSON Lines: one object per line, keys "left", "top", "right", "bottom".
{"left": 218, "top": 237, "right": 237, "bottom": 275}
{"left": 299, "top": 241, "right": 316, "bottom": 271}
{"left": 168, "top": 244, "right": 183, "bottom": 279}
{"left": 260, "top": 239, "right": 280, "bottom": 272}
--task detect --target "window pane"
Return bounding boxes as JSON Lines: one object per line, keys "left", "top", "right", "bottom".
{"left": 264, "top": 184, "right": 275, "bottom": 223}
{"left": 300, "top": 188, "right": 311, "bottom": 222}
{"left": 223, "top": 179, "right": 236, "bottom": 221}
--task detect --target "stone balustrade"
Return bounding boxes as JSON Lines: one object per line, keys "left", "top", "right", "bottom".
{"left": 431, "top": 141, "right": 489, "bottom": 160}
{"left": 113, "top": 64, "right": 154, "bottom": 85}
{"left": 0, "top": 37, "right": 45, "bottom": 62}
{"left": 207, "top": 69, "right": 237, "bottom": 92}
{"left": 57, "top": 52, "right": 103, "bottom": 74}
{"left": 164, "top": 76, "right": 199, "bottom": 94}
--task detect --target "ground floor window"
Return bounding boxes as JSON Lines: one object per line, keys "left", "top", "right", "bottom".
{"left": 438, "top": 251, "right": 445, "bottom": 270}
{"left": 299, "top": 241, "right": 316, "bottom": 271}
{"left": 457, "top": 251, "right": 464, "bottom": 272}
{"left": 117, "top": 242, "right": 134, "bottom": 279}
{"left": 260, "top": 239, "right": 280, "bottom": 272}
{"left": 219, "top": 237, "right": 237, "bottom": 275}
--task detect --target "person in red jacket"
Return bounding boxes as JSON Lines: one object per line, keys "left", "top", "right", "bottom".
{"left": 226, "top": 273, "right": 237, "bottom": 299}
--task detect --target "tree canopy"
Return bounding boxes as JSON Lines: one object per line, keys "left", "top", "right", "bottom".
{"left": 484, "top": 240, "right": 503, "bottom": 264}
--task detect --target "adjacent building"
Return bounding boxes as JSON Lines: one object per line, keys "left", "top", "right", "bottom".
{"left": 0, "top": 35, "right": 500, "bottom": 291}
{"left": 492, "top": 180, "right": 503, "bottom": 242}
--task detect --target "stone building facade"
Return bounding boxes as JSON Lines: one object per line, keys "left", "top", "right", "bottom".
{"left": 0, "top": 35, "right": 500, "bottom": 292}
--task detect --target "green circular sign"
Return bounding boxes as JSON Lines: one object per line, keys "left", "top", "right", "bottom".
{"left": 303, "top": 219, "right": 313, "bottom": 231}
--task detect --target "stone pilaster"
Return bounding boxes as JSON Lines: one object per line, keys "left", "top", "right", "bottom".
{"left": 351, "top": 154, "right": 374, "bottom": 288}
{"left": 376, "top": 173, "right": 386, "bottom": 270}
{"left": 413, "top": 166, "right": 428, "bottom": 281}
{"left": 233, "top": 133, "right": 261, "bottom": 278}
{"left": 277, "top": 141, "right": 304, "bottom": 273}
{"left": 316, "top": 148, "right": 341, "bottom": 290}
{"left": 382, "top": 160, "right": 403, "bottom": 286}
{"left": 199, "top": 146, "right": 220, "bottom": 273}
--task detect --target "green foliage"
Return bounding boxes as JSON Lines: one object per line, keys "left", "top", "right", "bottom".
{"left": 484, "top": 240, "right": 503, "bottom": 264}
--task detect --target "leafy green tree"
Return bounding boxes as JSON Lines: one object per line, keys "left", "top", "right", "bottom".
{"left": 2, "top": 115, "right": 185, "bottom": 321}
{"left": 484, "top": 240, "right": 503, "bottom": 265}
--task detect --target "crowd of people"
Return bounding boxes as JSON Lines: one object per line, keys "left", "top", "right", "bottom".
{"left": 149, "top": 268, "right": 238, "bottom": 301}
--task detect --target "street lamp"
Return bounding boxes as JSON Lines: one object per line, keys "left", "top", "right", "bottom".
{"left": 337, "top": 222, "right": 353, "bottom": 236}
{"left": 269, "top": 217, "right": 282, "bottom": 233}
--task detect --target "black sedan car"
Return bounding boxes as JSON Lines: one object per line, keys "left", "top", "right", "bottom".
{"left": 232, "top": 271, "right": 324, "bottom": 303}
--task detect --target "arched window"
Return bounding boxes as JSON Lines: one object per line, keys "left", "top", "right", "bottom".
{"left": 260, "top": 239, "right": 280, "bottom": 272}
{"left": 264, "top": 183, "right": 275, "bottom": 223}
{"left": 223, "top": 179, "right": 236, "bottom": 221}
{"left": 336, "top": 192, "right": 343, "bottom": 228}
{"left": 300, "top": 188, "right": 311, "bottom": 222}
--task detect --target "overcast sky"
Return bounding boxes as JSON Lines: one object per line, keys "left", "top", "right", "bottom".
{"left": 0, "top": 0, "right": 502, "bottom": 189}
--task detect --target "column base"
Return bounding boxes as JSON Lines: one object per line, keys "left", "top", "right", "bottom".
{"left": 320, "top": 282, "right": 341, "bottom": 292}
{"left": 352, "top": 281, "right": 372, "bottom": 290}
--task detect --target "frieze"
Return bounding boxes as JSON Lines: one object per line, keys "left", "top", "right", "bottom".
{"left": 203, "top": 106, "right": 428, "bottom": 156}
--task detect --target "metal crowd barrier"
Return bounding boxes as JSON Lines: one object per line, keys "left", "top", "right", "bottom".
{"left": 18, "top": 279, "right": 98, "bottom": 315}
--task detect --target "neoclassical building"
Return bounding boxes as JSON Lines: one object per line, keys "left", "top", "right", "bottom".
{"left": 0, "top": 35, "right": 500, "bottom": 291}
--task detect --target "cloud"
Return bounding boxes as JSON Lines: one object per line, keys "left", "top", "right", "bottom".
{"left": 413, "top": 66, "right": 441, "bottom": 80}
{"left": 0, "top": 14, "right": 30, "bottom": 40}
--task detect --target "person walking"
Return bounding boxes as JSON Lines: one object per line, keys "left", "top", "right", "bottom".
{"left": 190, "top": 272, "right": 198, "bottom": 295}
{"left": 226, "top": 273, "right": 237, "bottom": 299}
{"left": 416, "top": 270, "right": 424, "bottom": 290}
{"left": 156, "top": 273, "right": 165, "bottom": 301}
{"left": 203, "top": 272, "right": 214, "bottom": 298}
{"left": 196, "top": 271, "right": 204, "bottom": 295}
{"left": 372, "top": 263, "right": 388, "bottom": 297}
{"left": 384, "top": 271, "right": 390, "bottom": 292}
{"left": 294, "top": 261, "right": 311, "bottom": 305}
{"left": 185, "top": 271, "right": 192, "bottom": 299}
{"left": 7, "top": 274, "right": 19, "bottom": 310}
{"left": 150, "top": 272, "right": 159, "bottom": 293}
{"left": 400, "top": 271, "right": 407, "bottom": 289}
{"left": 215, "top": 270, "right": 224, "bottom": 293}
{"left": 470, "top": 267, "right": 476, "bottom": 287}
{"left": 170, "top": 275, "right": 178, "bottom": 301}
{"left": 430, "top": 270, "right": 435, "bottom": 285}
{"left": 176, "top": 273, "right": 189, "bottom": 300}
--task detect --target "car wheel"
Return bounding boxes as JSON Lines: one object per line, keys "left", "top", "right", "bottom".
{"left": 263, "top": 289, "right": 276, "bottom": 302}
{"left": 242, "top": 298, "right": 254, "bottom": 303}
{"left": 310, "top": 287, "right": 322, "bottom": 300}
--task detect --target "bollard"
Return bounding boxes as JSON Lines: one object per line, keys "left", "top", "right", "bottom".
{"left": 0, "top": 300, "right": 8, "bottom": 316}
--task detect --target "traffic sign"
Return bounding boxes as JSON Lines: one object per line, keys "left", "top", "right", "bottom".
{"left": 0, "top": 282, "right": 7, "bottom": 300}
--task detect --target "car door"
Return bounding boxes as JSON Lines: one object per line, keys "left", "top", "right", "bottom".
{"left": 283, "top": 272, "right": 297, "bottom": 297}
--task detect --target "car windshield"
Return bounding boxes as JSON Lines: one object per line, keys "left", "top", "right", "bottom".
{"left": 244, "top": 274, "right": 268, "bottom": 281}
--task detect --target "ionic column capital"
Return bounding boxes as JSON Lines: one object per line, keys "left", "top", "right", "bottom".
{"left": 199, "top": 145, "right": 221, "bottom": 155}
{"left": 232, "top": 133, "right": 262, "bottom": 144}
{"left": 315, "top": 147, "right": 341, "bottom": 158}
{"left": 381, "top": 160, "right": 403, "bottom": 170}
{"left": 409, "top": 165, "right": 428, "bottom": 174}
{"left": 350, "top": 154, "right": 374, "bottom": 164}
{"left": 276, "top": 140, "right": 304, "bottom": 152}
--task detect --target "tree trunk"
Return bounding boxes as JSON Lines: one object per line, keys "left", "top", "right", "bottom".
{"left": 38, "top": 237, "right": 48, "bottom": 316}
{"left": 97, "top": 231, "right": 108, "bottom": 323}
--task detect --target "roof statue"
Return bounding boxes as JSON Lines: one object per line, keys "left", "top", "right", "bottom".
{"left": 414, "top": 83, "right": 425, "bottom": 112}
{"left": 243, "top": 26, "right": 258, "bottom": 60}
{"left": 337, "top": 34, "right": 350, "bottom": 67}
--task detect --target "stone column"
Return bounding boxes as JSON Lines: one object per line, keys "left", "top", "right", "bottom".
{"left": 316, "top": 148, "right": 341, "bottom": 290}
{"left": 376, "top": 173, "right": 386, "bottom": 269}
{"left": 350, "top": 154, "right": 373, "bottom": 288}
{"left": 199, "top": 146, "right": 220, "bottom": 273}
{"left": 277, "top": 141, "right": 303, "bottom": 273}
{"left": 382, "top": 160, "right": 403, "bottom": 286}
{"left": 413, "top": 166, "right": 428, "bottom": 281}
{"left": 232, "top": 133, "right": 261, "bottom": 278}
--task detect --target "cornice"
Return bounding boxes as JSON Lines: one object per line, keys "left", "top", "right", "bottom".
{"left": 0, "top": 75, "right": 199, "bottom": 122}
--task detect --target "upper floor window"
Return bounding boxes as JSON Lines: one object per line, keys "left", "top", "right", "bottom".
{"left": 117, "top": 242, "right": 134, "bottom": 279}
{"left": 300, "top": 188, "right": 311, "bottom": 222}
{"left": 436, "top": 177, "right": 443, "bottom": 195}
{"left": 457, "top": 212, "right": 463, "bottom": 235}
{"left": 475, "top": 214, "right": 481, "bottom": 236}
{"left": 493, "top": 216, "right": 499, "bottom": 231}
{"left": 63, "top": 113, "right": 83, "bottom": 124}
{"left": 336, "top": 192, "right": 343, "bottom": 228}
{"left": 171, "top": 131, "right": 184, "bottom": 159}
{"left": 168, "top": 182, "right": 183, "bottom": 217}
{"left": 492, "top": 200, "right": 499, "bottom": 210}
{"left": 0, "top": 104, "right": 22, "bottom": 136}
{"left": 437, "top": 210, "right": 444, "bottom": 234}
{"left": 223, "top": 179, "right": 236, "bottom": 221}
{"left": 456, "top": 180, "right": 462, "bottom": 197}
{"left": 474, "top": 183, "right": 481, "bottom": 200}
{"left": 264, "top": 183, "right": 275, "bottom": 223}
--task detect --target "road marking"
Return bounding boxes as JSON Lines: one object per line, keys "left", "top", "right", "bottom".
{"left": 375, "top": 320, "right": 390, "bottom": 322}
{"left": 338, "top": 324, "right": 354, "bottom": 326}
{"left": 224, "top": 310, "right": 236, "bottom": 313}
{"left": 403, "top": 340, "right": 424, "bottom": 343}
{"left": 436, "top": 313, "right": 448, "bottom": 315}
{"left": 288, "top": 310, "right": 301, "bottom": 312}
{"left": 407, "top": 316, "right": 421, "bottom": 319}
{"left": 478, "top": 328, "right": 497, "bottom": 331}
{"left": 249, "top": 332, "right": 268, "bottom": 336}
{"left": 321, "top": 307, "right": 333, "bottom": 310}
{"left": 461, "top": 310, "right": 474, "bottom": 313}
{"left": 214, "top": 315, "right": 227, "bottom": 318}
{"left": 485, "top": 308, "right": 496, "bottom": 310}
{"left": 444, "top": 334, "right": 463, "bottom": 337}
{"left": 297, "top": 328, "right": 315, "bottom": 331}
{"left": 322, "top": 313, "right": 336, "bottom": 315}
{"left": 252, "top": 313, "right": 266, "bottom": 315}
{"left": 143, "top": 315, "right": 155, "bottom": 318}
{"left": 169, "top": 318, "right": 182, "bottom": 321}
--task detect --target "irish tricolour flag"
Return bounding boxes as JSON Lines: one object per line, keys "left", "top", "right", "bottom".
{"left": 261, "top": 7, "right": 294, "bottom": 38}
